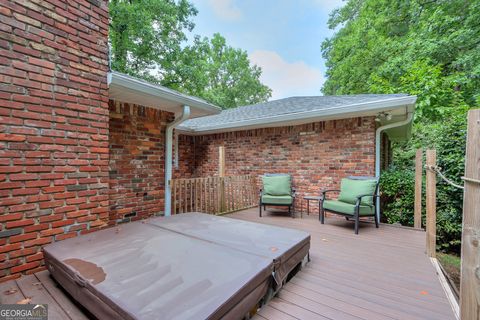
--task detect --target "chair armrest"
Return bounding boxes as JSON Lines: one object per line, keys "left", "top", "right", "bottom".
{"left": 355, "top": 194, "right": 379, "bottom": 206}
{"left": 320, "top": 189, "right": 340, "bottom": 200}
{"left": 321, "top": 189, "right": 340, "bottom": 194}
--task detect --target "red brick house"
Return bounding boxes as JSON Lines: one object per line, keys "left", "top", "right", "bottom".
{"left": 0, "top": 0, "right": 416, "bottom": 280}
{"left": 175, "top": 94, "right": 416, "bottom": 212}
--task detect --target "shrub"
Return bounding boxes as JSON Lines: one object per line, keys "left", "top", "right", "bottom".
{"left": 380, "top": 111, "right": 467, "bottom": 254}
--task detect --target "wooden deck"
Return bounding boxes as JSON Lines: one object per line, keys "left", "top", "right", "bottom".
{"left": 0, "top": 270, "right": 90, "bottom": 320}
{"left": 0, "top": 208, "right": 456, "bottom": 320}
{"left": 230, "top": 208, "right": 456, "bottom": 320}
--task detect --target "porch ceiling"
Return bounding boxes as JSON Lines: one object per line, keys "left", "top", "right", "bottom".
{"left": 108, "top": 71, "right": 221, "bottom": 118}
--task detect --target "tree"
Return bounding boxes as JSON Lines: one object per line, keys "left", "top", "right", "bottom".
{"left": 164, "top": 33, "right": 271, "bottom": 108}
{"left": 109, "top": 0, "right": 197, "bottom": 82}
{"left": 321, "top": 0, "right": 480, "bottom": 253}
{"left": 109, "top": 1, "right": 271, "bottom": 108}
{"left": 322, "top": 0, "right": 479, "bottom": 117}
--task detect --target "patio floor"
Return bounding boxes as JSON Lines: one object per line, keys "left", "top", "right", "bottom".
{"left": 230, "top": 207, "right": 456, "bottom": 320}
{"left": 0, "top": 208, "right": 456, "bottom": 320}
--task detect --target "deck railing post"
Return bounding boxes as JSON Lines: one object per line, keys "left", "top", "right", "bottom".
{"left": 218, "top": 146, "right": 226, "bottom": 213}
{"left": 218, "top": 146, "right": 225, "bottom": 177}
{"left": 426, "top": 149, "right": 436, "bottom": 258}
{"left": 414, "top": 148, "right": 423, "bottom": 229}
{"left": 460, "top": 109, "right": 480, "bottom": 320}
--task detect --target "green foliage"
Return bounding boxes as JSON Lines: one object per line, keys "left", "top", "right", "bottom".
{"left": 380, "top": 168, "right": 415, "bottom": 226}
{"left": 109, "top": 0, "right": 271, "bottom": 108}
{"left": 381, "top": 112, "right": 467, "bottom": 253}
{"left": 322, "top": 0, "right": 478, "bottom": 253}
{"left": 109, "top": 0, "right": 197, "bottom": 82}
{"left": 322, "top": 0, "right": 480, "bottom": 107}
{"left": 163, "top": 33, "right": 272, "bottom": 109}
{"left": 370, "top": 61, "right": 469, "bottom": 121}
{"left": 438, "top": 253, "right": 461, "bottom": 269}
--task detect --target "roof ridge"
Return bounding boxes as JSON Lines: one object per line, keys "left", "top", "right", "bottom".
{"left": 218, "top": 94, "right": 410, "bottom": 112}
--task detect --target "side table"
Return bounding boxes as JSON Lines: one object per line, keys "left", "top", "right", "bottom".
{"left": 303, "top": 196, "right": 321, "bottom": 216}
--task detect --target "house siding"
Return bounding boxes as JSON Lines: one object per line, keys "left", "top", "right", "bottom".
{"left": 0, "top": 0, "right": 109, "bottom": 280}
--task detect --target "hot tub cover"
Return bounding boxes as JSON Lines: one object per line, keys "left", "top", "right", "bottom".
{"left": 147, "top": 213, "right": 310, "bottom": 286}
{"left": 44, "top": 221, "right": 273, "bottom": 320}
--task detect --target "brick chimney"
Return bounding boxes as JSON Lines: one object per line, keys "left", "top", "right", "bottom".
{"left": 0, "top": 0, "right": 110, "bottom": 280}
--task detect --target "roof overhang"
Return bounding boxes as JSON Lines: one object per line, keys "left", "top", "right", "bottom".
{"left": 178, "top": 95, "right": 417, "bottom": 136}
{"left": 107, "top": 71, "right": 221, "bottom": 118}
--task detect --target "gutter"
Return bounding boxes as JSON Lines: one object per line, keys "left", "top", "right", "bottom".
{"left": 375, "top": 111, "right": 414, "bottom": 220}
{"left": 164, "top": 106, "right": 191, "bottom": 216}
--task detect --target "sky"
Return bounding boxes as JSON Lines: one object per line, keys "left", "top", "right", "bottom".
{"left": 188, "top": 0, "right": 345, "bottom": 100}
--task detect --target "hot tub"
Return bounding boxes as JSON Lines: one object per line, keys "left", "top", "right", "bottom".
{"left": 44, "top": 221, "right": 273, "bottom": 320}
{"left": 148, "top": 213, "right": 310, "bottom": 288}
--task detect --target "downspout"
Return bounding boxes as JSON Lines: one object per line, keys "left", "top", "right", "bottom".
{"left": 165, "top": 106, "right": 191, "bottom": 216}
{"left": 375, "top": 111, "right": 413, "bottom": 221}
{"left": 174, "top": 133, "right": 179, "bottom": 169}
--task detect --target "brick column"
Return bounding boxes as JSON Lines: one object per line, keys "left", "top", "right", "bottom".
{"left": 0, "top": 0, "right": 109, "bottom": 280}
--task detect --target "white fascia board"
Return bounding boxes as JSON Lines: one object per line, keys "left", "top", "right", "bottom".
{"left": 178, "top": 95, "right": 417, "bottom": 135}
{"left": 108, "top": 72, "right": 221, "bottom": 116}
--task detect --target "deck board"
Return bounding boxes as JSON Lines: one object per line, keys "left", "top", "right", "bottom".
{"left": 34, "top": 271, "right": 89, "bottom": 320}
{"left": 0, "top": 276, "right": 24, "bottom": 304}
{"left": 16, "top": 274, "right": 72, "bottom": 320}
{"left": 0, "top": 271, "right": 89, "bottom": 320}
{"left": 228, "top": 208, "right": 456, "bottom": 320}
{"left": 0, "top": 208, "right": 456, "bottom": 320}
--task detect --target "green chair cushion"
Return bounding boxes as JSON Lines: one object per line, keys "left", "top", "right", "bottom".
{"left": 338, "top": 178, "right": 377, "bottom": 206}
{"left": 261, "top": 195, "right": 293, "bottom": 205}
{"left": 262, "top": 175, "right": 291, "bottom": 196}
{"left": 323, "top": 200, "right": 374, "bottom": 216}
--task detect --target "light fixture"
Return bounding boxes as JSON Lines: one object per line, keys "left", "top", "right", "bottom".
{"left": 375, "top": 112, "right": 392, "bottom": 122}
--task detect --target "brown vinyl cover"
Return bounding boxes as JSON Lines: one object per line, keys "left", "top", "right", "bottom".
{"left": 43, "top": 221, "right": 273, "bottom": 320}
{"left": 147, "top": 213, "right": 310, "bottom": 286}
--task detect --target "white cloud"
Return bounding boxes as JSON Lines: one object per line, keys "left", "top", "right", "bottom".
{"left": 207, "top": 0, "right": 242, "bottom": 21}
{"left": 249, "top": 50, "right": 325, "bottom": 100}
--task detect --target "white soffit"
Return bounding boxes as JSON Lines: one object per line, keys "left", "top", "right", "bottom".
{"left": 108, "top": 71, "right": 221, "bottom": 118}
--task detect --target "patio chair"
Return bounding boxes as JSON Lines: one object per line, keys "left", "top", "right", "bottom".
{"left": 259, "top": 174, "right": 296, "bottom": 218}
{"left": 319, "top": 176, "right": 379, "bottom": 234}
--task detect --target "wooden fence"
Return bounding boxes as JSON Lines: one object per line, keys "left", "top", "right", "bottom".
{"left": 170, "top": 175, "right": 257, "bottom": 215}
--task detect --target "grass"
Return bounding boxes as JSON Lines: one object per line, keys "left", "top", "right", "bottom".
{"left": 437, "top": 252, "right": 461, "bottom": 293}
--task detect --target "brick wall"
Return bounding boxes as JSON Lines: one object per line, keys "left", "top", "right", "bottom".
{"left": 0, "top": 0, "right": 109, "bottom": 280}
{"left": 180, "top": 118, "right": 376, "bottom": 212}
{"left": 109, "top": 100, "right": 173, "bottom": 223}
{"left": 174, "top": 134, "right": 196, "bottom": 179}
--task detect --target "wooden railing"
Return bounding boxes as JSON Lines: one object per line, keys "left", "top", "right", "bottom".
{"left": 419, "top": 109, "right": 480, "bottom": 319}
{"left": 170, "top": 175, "right": 257, "bottom": 215}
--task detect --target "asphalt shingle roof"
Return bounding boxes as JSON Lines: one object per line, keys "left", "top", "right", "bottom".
{"left": 179, "top": 94, "right": 409, "bottom": 131}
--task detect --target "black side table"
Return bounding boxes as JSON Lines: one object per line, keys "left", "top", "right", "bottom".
{"left": 303, "top": 196, "right": 321, "bottom": 216}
